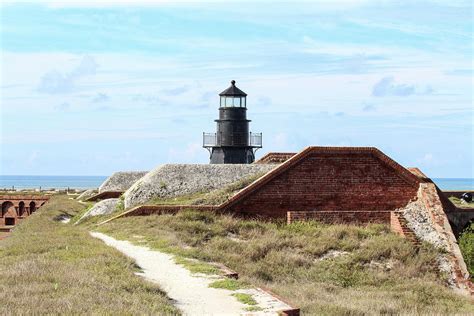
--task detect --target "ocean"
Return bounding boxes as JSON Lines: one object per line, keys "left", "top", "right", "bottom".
{"left": 0, "top": 175, "right": 107, "bottom": 190}
{"left": 0, "top": 175, "right": 473, "bottom": 191}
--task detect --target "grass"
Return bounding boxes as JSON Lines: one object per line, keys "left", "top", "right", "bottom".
{"left": 459, "top": 222, "right": 474, "bottom": 276}
{"left": 232, "top": 293, "right": 258, "bottom": 305}
{"left": 449, "top": 196, "right": 474, "bottom": 208}
{"left": 208, "top": 279, "right": 247, "bottom": 290}
{"left": 0, "top": 195, "right": 179, "bottom": 315}
{"left": 173, "top": 256, "right": 219, "bottom": 274}
{"left": 95, "top": 209, "right": 474, "bottom": 315}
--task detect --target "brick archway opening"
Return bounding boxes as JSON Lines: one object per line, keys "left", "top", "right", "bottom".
{"left": 2, "top": 201, "right": 14, "bottom": 217}
{"left": 29, "top": 201, "right": 36, "bottom": 213}
{"left": 19, "top": 201, "right": 25, "bottom": 216}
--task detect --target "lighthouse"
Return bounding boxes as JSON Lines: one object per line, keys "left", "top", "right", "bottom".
{"left": 203, "top": 80, "right": 262, "bottom": 164}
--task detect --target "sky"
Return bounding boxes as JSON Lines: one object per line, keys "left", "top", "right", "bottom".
{"left": 0, "top": 0, "right": 472, "bottom": 177}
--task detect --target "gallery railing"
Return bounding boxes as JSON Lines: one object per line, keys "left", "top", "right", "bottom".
{"left": 203, "top": 132, "right": 262, "bottom": 148}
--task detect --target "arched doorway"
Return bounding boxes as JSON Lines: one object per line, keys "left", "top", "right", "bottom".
{"left": 29, "top": 201, "right": 36, "bottom": 213}
{"left": 19, "top": 201, "right": 25, "bottom": 217}
{"left": 2, "top": 201, "right": 14, "bottom": 217}
{"left": 2, "top": 201, "right": 16, "bottom": 226}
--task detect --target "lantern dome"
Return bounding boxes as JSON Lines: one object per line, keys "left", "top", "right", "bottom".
{"left": 219, "top": 80, "right": 247, "bottom": 96}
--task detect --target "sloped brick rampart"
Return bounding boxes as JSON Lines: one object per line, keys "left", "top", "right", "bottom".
{"left": 255, "top": 152, "right": 296, "bottom": 164}
{"left": 221, "top": 147, "right": 420, "bottom": 219}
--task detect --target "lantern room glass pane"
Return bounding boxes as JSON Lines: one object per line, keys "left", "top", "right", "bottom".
{"left": 234, "top": 97, "right": 241, "bottom": 107}
{"left": 225, "top": 97, "right": 233, "bottom": 107}
{"left": 220, "top": 96, "right": 225, "bottom": 107}
{"left": 242, "top": 97, "right": 246, "bottom": 107}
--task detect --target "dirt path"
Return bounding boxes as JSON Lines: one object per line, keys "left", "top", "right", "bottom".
{"left": 90, "top": 232, "right": 249, "bottom": 315}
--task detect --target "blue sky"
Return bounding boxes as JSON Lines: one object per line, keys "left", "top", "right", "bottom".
{"left": 1, "top": 0, "right": 472, "bottom": 177}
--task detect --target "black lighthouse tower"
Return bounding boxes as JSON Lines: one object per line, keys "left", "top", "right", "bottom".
{"left": 203, "top": 80, "right": 262, "bottom": 164}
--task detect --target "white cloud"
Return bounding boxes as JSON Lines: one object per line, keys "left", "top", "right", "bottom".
{"left": 372, "top": 76, "right": 434, "bottom": 97}
{"left": 37, "top": 55, "right": 98, "bottom": 94}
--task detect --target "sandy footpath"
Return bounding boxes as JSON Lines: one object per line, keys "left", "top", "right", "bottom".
{"left": 90, "top": 232, "right": 248, "bottom": 315}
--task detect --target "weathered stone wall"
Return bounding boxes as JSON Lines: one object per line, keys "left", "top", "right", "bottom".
{"left": 124, "top": 164, "right": 276, "bottom": 209}
{"left": 99, "top": 171, "right": 148, "bottom": 193}
{"left": 400, "top": 183, "right": 472, "bottom": 294}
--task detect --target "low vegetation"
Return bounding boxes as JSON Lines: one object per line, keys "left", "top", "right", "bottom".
{"left": 449, "top": 196, "right": 474, "bottom": 208}
{"left": 95, "top": 209, "right": 474, "bottom": 315}
{"left": 232, "top": 293, "right": 258, "bottom": 306}
{"left": 459, "top": 222, "right": 474, "bottom": 276}
{"left": 0, "top": 195, "right": 178, "bottom": 315}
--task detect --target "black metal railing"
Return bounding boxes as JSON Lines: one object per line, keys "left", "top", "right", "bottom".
{"left": 203, "top": 132, "right": 262, "bottom": 148}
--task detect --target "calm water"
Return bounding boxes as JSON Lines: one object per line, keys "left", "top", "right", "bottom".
{"left": 431, "top": 178, "right": 474, "bottom": 191}
{"left": 0, "top": 175, "right": 472, "bottom": 191}
{"left": 0, "top": 175, "right": 107, "bottom": 190}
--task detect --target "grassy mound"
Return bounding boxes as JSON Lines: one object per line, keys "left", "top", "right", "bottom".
{"left": 96, "top": 210, "right": 474, "bottom": 315}
{"left": 0, "top": 195, "right": 178, "bottom": 315}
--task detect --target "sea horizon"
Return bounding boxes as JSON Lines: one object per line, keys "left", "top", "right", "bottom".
{"left": 0, "top": 175, "right": 473, "bottom": 191}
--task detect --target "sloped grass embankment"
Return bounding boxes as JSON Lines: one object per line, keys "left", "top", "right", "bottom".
{"left": 95, "top": 210, "right": 474, "bottom": 315}
{"left": 0, "top": 195, "right": 179, "bottom": 315}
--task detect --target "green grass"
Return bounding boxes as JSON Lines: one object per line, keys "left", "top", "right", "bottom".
{"left": 95, "top": 209, "right": 474, "bottom": 315}
{"left": 449, "top": 196, "right": 474, "bottom": 208}
{"left": 0, "top": 195, "right": 179, "bottom": 315}
{"left": 458, "top": 222, "right": 474, "bottom": 276}
{"left": 174, "top": 256, "right": 219, "bottom": 274}
{"left": 232, "top": 293, "right": 257, "bottom": 305}
{"left": 208, "top": 279, "right": 247, "bottom": 290}
{"left": 245, "top": 305, "right": 263, "bottom": 311}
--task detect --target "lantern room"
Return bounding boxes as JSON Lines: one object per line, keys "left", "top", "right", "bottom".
{"left": 219, "top": 80, "right": 247, "bottom": 108}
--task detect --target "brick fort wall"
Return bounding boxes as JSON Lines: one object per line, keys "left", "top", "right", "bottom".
{"left": 223, "top": 148, "right": 420, "bottom": 221}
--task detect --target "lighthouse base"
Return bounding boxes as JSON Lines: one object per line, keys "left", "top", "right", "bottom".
{"left": 210, "top": 147, "right": 255, "bottom": 164}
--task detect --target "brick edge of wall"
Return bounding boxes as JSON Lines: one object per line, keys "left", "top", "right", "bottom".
{"left": 287, "top": 210, "right": 392, "bottom": 225}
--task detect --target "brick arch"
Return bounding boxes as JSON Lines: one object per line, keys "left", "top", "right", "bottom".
{"left": 2, "top": 201, "right": 16, "bottom": 217}
{"left": 29, "top": 201, "right": 36, "bottom": 213}
{"left": 18, "top": 201, "right": 26, "bottom": 216}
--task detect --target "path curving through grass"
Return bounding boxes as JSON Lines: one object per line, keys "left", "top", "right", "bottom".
{"left": 90, "top": 232, "right": 248, "bottom": 315}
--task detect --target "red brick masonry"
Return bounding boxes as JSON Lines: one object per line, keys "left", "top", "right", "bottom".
{"left": 0, "top": 195, "right": 50, "bottom": 226}
{"left": 255, "top": 152, "right": 297, "bottom": 164}
{"left": 220, "top": 147, "right": 420, "bottom": 219}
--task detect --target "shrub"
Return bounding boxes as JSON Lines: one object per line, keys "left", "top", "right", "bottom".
{"left": 458, "top": 222, "right": 474, "bottom": 276}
